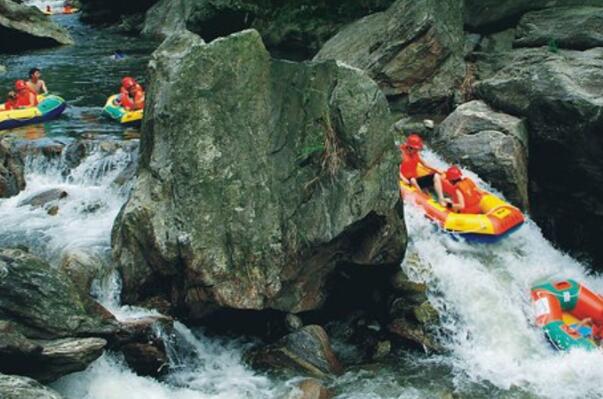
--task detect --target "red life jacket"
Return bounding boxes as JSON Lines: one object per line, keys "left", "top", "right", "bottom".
{"left": 400, "top": 144, "right": 422, "bottom": 179}
{"left": 443, "top": 177, "right": 483, "bottom": 214}
{"left": 16, "top": 89, "right": 37, "bottom": 108}
{"left": 119, "top": 86, "right": 134, "bottom": 109}
{"left": 131, "top": 84, "right": 145, "bottom": 110}
{"left": 4, "top": 98, "right": 18, "bottom": 110}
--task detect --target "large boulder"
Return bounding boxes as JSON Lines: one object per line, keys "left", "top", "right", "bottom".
{"left": 313, "top": 0, "right": 465, "bottom": 113}
{"left": 142, "top": 0, "right": 395, "bottom": 58}
{"left": 0, "top": 374, "right": 64, "bottom": 399}
{"left": 0, "top": 0, "right": 73, "bottom": 52}
{"left": 464, "top": 0, "right": 603, "bottom": 32}
{"left": 432, "top": 100, "right": 529, "bottom": 209}
{"left": 112, "top": 29, "right": 406, "bottom": 319}
{"left": 475, "top": 47, "right": 603, "bottom": 268}
{"left": 0, "top": 139, "right": 25, "bottom": 198}
{"left": 246, "top": 325, "right": 343, "bottom": 378}
{"left": 514, "top": 6, "right": 603, "bottom": 50}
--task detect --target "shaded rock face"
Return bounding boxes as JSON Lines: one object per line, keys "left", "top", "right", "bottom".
{"left": 314, "top": 0, "right": 465, "bottom": 113}
{"left": 59, "top": 249, "right": 108, "bottom": 298}
{"left": 475, "top": 47, "right": 603, "bottom": 267}
{"left": 79, "top": 0, "right": 158, "bottom": 25}
{"left": 432, "top": 100, "right": 529, "bottom": 209}
{"left": 0, "top": 373, "right": 64, "bottom": 399}
{"left": 112, "top": 29, "right": 406, "bottom": 317}
{"left": 0, "top": 139, "right": 25, "bottom": 198}
{"left": 514, "top": 6, "right": 603, "bottom": 50}
{"left": 464, "top": 0, "right": 603, "bottom": 33}
{"left": 246, "top": 325, "right": 343, "bottom": 378}
{"left": 0, "top": 0, "right": 73, "bottom": 52}
{"left": 142, "top": 0, "right": 395, "bottom": 58}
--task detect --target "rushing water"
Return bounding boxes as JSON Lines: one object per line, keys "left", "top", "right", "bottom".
{"left": 2, "top": 10, "right": 603, "bottom": 399}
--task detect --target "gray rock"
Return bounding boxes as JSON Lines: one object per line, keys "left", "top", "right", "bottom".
{"left": 0, "top": 248, "right": 117, "bottom": 339}
{"left": 112, "top": 29, "right": 406, "bottom": 317}
{"left": 432, "top": 100, "right": 529, "bottom": 209}
{"left": 246, "top": 325, "right": 343, "bottom": 378}
{"left": 0, "top": 373, "right": 64, "bottom": 399}
{"left": 314, "top": 0, "right": 465, "bottom": 113}
{"left": 142, "top": 0, "right": 395, "bottom": 57}
{"left": 464, "top": 0, "right": 603, "bottom": 32}
{"left": 59, "top": 249, "right": 108, "bottom": 298}
{"left": 0, "top": 139, "right": 25, "bottom": 198}
{"left": 475, "top": 46, "right": 603, "bottom": 269}
{"left": 17, "top": 188, "right": 68, "bottom": 209}
{"left": 286, "top": 313, "right": 304, "bottom": 332}
{"left": 514, "top": 6, "right": 603, "bottom": 50}
{"left": 0, "top": 0, "right": 73, "bottom": 51}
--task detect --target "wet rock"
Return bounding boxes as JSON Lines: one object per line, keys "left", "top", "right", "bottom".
{"left": 432, "top": 100, "right": 529, "bottom": 209}
{"left": 120, "top": 342, "right": 169, "bottom": 377}
{"left": 464, "top": 0, "right": 602, "bottom": 32}
{"left": 372, "top": 340, "right": 391, "bottom": 360}
{"left": 111, "top": 154, "right": 138, "bottom": 187}
{"left": 0, "top": 0, "right": 73, "bottom": 52}
{"left": 113, "top": 29, "right": 406, "bottom": 317}
{"left": 514, "top": 7, "right": 603, "bottom": 50}
{"left": 314, "top": 0, "right": 465, "bottom": 113}
{"left": 247, "top": 325, "right": 343, "bottom": 378}
{"left": 0, "top": 139, "right": 25, "bottom": 198}
{"left": 292, "top": 378, "right": 332, "bottom": 399}
{"left": 286, "top": 313, "right": 304, "bottom": 332}
{"left": 63, "top": 141, "right": 87, "bottom": 170}
{"left": 0, "top": 248, "right": 117, "bottom": 340}
{"left": 31, "top": 337, "right": 107, "bottom": 383}
{"left": 59, "top": 249, "right": 108, "bottom": 298}
{"left": 475, "top": 47, "right": 603, "bottom": 269}
{"left": 18, "top": 188, "right": 68, "bottom": 208}
{"left": 388, "top": 318, "right": 439, "bottom": 351}
{"left": 0, "top": 373, "right": 64, "bottom": 399}
{"left": 0, "top": 321, "right": 41, "bottom": 358}
{"left": 142, "top": 0, "right": 395, "bottom": 57}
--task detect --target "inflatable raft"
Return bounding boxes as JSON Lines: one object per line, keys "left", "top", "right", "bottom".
{"left": 0, "top": 95, "right": 67, "bottom": 131}
{"left": 102, "top": 95, "right": 142, "bottom": 126}
{"left": 531, "top": 279, "right": 603, "bottom": 351}
{"left": 399, "top": 172, "right": 524, "bottom": 242}
{"left": 43, "top": 7, "right": 79, "bottom": 15}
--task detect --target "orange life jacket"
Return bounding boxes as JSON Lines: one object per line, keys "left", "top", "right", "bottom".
{"left": 4, "top": 98, "right": 18, "bottom": 110}
{"left": 443, "top": 177, "right": 482, "bottom": 214}
{"left": 131, "top": 84, "right": 145, "bottom": 110}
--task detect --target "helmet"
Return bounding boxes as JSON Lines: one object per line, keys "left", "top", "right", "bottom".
{"left": 446, "top": 166, "right": 462, "bottom": 182}
{"left": 15, "top": 80, "right": 26, "bottom": 90}
{"left": 405, "top": 134, "right": 424, "bottom": 150}
{"left": 121, "top": 77, "right": 136, "bottom": 89}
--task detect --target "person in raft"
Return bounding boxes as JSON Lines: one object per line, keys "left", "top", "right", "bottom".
{"left": 399, "top": 133, "right": 445, "bottom": 199}
{"left": 119, "top": 77, "right": 145, "bottom": 111}
{"left": 3, "top": 91, "right": 18, "bottom": 111}
{"left": 26, "top": 68, "right": 48, "bottom": 95}
{"left": 15, "top": 80, "right": 38, "bottom": 108}
{"left": 438, "top": 166, "right": 484, "bottom": 214}
{"left": 572, "top": 317, "right": 603, "bottom": 343}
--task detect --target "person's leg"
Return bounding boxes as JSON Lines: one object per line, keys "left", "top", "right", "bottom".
{"left": 410, "top": 177, "right": 422, "bottom": 192}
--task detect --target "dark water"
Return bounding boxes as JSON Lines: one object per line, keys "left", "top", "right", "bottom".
{"left": 0, "top": 14, "right": 158, "bottom": 139}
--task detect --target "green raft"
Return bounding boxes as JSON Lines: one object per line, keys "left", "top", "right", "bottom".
{"left": 102, "top": 94, "right": 143, "bottom": 126}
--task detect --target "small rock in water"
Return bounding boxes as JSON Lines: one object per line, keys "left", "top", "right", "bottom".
{"left": 18, "top": 188, "right": 68, "bottom": 208}
{"left": 286, "top": 313, "right": 303, "bottom": 332}
{"left": 47, "top": 206, "right": 59, "bottom": 216}
{"left": 292, "top": 378, "right": 332, "bottom": 399}
{"left": 372, "top": 340, "right": 391, "bottom": 360}
{"left": 423, "top": 119, "right": 435, "bottom": 129}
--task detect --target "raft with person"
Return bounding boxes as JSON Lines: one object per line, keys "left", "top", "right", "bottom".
{"left": 43, "top": 6, "right": 79, "bottom": 15}
{"left": 531, "top": 279, "right": 603, "bottom": 351}
{"left": 102, "top": 94, "right": 143, "bottom": 126}
{"left": 398, "top": 134, "right": 524, "bottom": 242}
{"left": 0, "top": 95, "right": 67, "bottom": 131}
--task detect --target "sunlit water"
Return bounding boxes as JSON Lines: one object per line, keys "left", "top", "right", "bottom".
{"left": 1, "top": 9, "right": 602, "bottom": 399}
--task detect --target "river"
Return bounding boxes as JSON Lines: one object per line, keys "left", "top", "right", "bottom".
{"left": 1, "top": 11, "right": 603, "bottom": 399}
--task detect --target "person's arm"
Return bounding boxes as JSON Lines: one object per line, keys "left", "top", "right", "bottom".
{"left": 41, "top": 80, "right": 48, "bottom": 95}
{"left": 451, "top": 189, "right": 464, "bottom": 212}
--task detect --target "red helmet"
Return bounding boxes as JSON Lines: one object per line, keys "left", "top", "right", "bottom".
{"left": 15, "top": 80, "right": 27, "bottom": 90}
{"left": 405, "top": 134, "right": 424, "bottom": 150}
{"left": 446, "top": 166, "right": 463, "bottom": 182}
{"left": 121, "top": 77, "right": 136, "bottom": 89}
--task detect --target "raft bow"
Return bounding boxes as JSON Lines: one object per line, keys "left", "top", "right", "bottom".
{"left": 0, "top": 95, "right": 67, "bottom": 131}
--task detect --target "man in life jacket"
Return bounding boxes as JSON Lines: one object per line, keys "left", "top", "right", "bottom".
{"left": 399, "top": 133, "right": 445, "bottom": 201}
{"left": 26, "top": 68, "right": 48, "bottom": 95}
{"left": 15, "top": 80, "right": 38, "bottom": 108}
{"left": 3, "top": 91, "right": 18, "bottom": 111}
{"left": 439, "top": 166, "right": 483, "bottom": 214}
{"left": 119, "top": 77, "right": 144, "bottom": 111}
